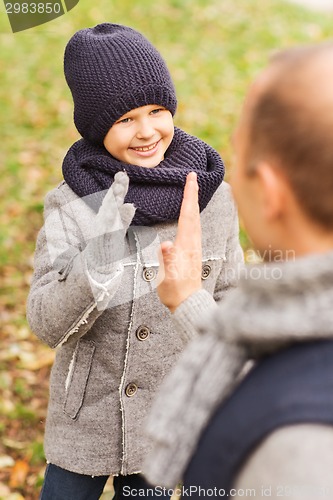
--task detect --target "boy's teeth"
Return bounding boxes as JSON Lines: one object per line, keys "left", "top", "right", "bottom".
{"left": 133, "top": 142, "right": 157, "bottom": 152}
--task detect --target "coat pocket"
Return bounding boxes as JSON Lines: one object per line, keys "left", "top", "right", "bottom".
{"left": 63, "top": 338, "right": 96, "bottom": 420}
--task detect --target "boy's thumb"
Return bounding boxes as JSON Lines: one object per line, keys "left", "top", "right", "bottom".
{"left": 120, "top": 203, "right": 136, "bottom": 229}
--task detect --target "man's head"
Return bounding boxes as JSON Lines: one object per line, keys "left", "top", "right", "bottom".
{"left": 64, "top": 23, "right": 177, "bottom": 146}
{"left": 231, "top": 43, "right": 333, "bottom": 257}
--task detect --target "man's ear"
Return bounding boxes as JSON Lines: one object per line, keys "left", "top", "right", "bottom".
{"left": 255, "top": 161, "right": 289, "bottom": 222}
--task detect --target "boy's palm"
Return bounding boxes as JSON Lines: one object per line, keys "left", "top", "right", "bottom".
{"left": 96, "top": 171, "right": 136, "bottom": 234}
{"left": 86, "top": 172, "right": 135, "bottom": 273}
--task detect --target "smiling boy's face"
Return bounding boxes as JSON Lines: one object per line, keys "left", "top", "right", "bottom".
{"left": 103, "top": 104, "right": 174, "bottom": 168}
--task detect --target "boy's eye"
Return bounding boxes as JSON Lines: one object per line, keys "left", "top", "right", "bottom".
{"left": 118, "top": 117, "right": 131, "bottom": 124}
{"left": 150, "top": 108, "right": 164, "bottom": 115}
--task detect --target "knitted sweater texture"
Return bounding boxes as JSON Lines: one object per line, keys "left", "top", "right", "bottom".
{"left": 144, "top": 250, "right": 333, "bottom": 488}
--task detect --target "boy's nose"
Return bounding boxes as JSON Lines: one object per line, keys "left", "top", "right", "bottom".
{"left": 136, "top": 118, "right": 155, "bottom": 140}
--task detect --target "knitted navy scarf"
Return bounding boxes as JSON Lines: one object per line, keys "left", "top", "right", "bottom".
{"left": 62, "top": 127, "right": 225, "bottom": 226}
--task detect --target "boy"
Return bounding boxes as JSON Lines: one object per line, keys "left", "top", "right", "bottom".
{"left": 145, "top": 42, "right": 333, "bottom": 498}
{"left": 27, "top": 23, "right": 242, "bottom": 499}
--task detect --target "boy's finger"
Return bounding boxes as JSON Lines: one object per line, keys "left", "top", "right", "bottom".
{"left": 97, "top": 172, "right": 130, "bottom": 229}
{"left": 119, "top": 203, "right": 136, "bottom": 229}
{"left": 113, "top": 172, "right": 130, "bottom": 206}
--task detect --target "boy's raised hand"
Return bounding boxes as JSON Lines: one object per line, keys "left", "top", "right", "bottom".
{"left": 157, "top": 172, "right": 202, "bottom": 312}
{"left": 95, "top": 171, "right": 136, "bottom": 235}
{"left": 86, "top": 172, "right": 136, "bottom": 274}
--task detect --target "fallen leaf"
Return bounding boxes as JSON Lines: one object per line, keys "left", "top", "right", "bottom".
{"left": 9, "top": 460, "right": 29, "bottom": 489}
{"left": 0, "top": 481, "right": 11, "bottom": 497}
{"left": 2, "top": 438, "right": 28, "bottom": 450}
{"left": 0, "top": 455, "right": 15, "bottom": 468}
{"left": 19, "top": 349, "right": 55, "bottom": 370}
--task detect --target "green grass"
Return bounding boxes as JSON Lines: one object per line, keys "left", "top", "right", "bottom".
{"left": 1, "top": 0, "right": 332, "bottom": 273}
{"left": 0, "top": 0, "right": 333, "bottom": 496}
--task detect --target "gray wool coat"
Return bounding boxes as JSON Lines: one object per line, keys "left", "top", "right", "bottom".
{"left": 27, "top": 179, "right": 243, "bottom": 477}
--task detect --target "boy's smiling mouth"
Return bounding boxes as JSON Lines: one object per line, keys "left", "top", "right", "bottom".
{"left": 130, "top": 140, "right": 160, "bottom": 153}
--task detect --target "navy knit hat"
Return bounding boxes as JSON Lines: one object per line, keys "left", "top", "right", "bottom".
{"left": 64, "top": 23, "right": 178, "bottom": 145}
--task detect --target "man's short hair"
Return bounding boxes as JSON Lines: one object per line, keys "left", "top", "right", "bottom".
{"left": 247, "top": 43, "right": 333, "bottom": 229}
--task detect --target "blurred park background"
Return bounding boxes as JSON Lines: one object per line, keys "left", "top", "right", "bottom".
{"left": 0, "top": 0, "right": 332, "bottom": 497}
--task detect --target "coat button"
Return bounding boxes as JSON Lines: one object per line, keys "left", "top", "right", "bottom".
{"left": 143, "top": 267, "right": 157, "bottom": 282}
{"left": 136, "top": 325, "right": 150, "bottom": 341}
{"left": 201, "top": 264, "right": 212, "bottom": 280}
{"left": 125, "top": 383, "right": 138, "bottom": 397}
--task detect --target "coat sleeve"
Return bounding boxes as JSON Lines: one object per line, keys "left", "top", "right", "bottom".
{"left": 27, "top": 185, "right": 123, "bottom": 349}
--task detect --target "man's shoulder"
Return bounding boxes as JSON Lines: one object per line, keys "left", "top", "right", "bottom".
{"left": 235, "top": 424, "right": 333, "bottom": 496}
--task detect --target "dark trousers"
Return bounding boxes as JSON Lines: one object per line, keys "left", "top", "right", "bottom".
{"left": 40, "top": 463, "right": 171, "bottom": 500}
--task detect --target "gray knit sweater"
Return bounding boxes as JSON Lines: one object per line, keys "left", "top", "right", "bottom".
{"left": 144, "top": 250, "right": 333, "bottom": 488}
